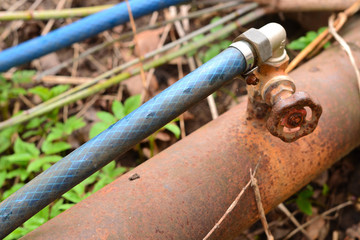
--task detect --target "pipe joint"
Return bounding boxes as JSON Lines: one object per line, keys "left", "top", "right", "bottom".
{"left": 232, "top": 23, "right": 323, "bottom": 142}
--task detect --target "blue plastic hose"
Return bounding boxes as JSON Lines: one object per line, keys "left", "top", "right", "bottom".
{"left": 0, "top": 47, "right": 246, "bottom": 238}
{"left": 0, "top": 0, "right": 189, "bottom": 72}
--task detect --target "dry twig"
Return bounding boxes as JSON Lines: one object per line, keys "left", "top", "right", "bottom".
{"left": 277, "top": 203, "right": 311, "bottom": 239}
{"left": 171, "top": 6, "right": 219, "bottom": 119}
{"left": 41, "top": 0, "right": 67, "bottom": 35}
{"left": 250, "top": 168, "right": 274, "bottom": 240}
{"left": 125, "top": 0, "right": 147, "bottom": 96}
{"left": 328, "top": 14, "right": 360, "bottom": 94}
{"left": 203, "top": 160, "right": 261, "bottom": 240}
{"left": 286, "top": 0, "right": 360, "bottom": 73}
{"left": 284, "top": 201, "right": 353, "bottom": 239}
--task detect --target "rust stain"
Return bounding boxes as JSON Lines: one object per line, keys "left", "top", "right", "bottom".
{"left": 22, "top": 17, "right": 360, "bottom": 240}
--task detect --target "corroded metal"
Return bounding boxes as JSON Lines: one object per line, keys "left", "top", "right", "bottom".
{"left": 22, "top": 19, "right": 360, "bottom": 240}
{"left": 267, "top": 91, "right": 322, "bottom": 142}
{"left": 248, "top": 50, "right": 322, "bottom": 142}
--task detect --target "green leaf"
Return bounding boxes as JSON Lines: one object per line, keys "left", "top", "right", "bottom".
{"left": 323, "top": 42, "right": 331, "bottom": 49}
{"left": 164, "top": 123, "right": 181, "bottom": 139}
{"left": 287, "top": 41, "right": 308, "bottom": 50}
{"left": 50, "top": 199, "right": 64, "bottom": 219}
{"left": 14, "top": 138, "right": 40, "bottom": 157}
{"left": 305, "top": 31, "right": 318, "bottom": 42}
{"left": 41, "top": 141, "right": 71, "bottom": 155}
{"left": 296, "top": 197, "right": 313, "bottom": 216}
{"left": 318, "top": 27, "right": 327, "bottom": 34}
{"left": 26, "top": 116, "right": 47, "bottom": 129}
{"left": 0, "top": 171, "right": 6, "bottom": 188}
{"left": 22, "top": 129, "right": 42, "bottom": 139}
{"left": 322, "top": 183, "right": 330, "bottom": 196}
{"left": 63, "top": 116, "right": 85, "bottom": 135}
{"left": 112, "top": 100, "right": 125, "bottom": 120}
{"left": 6, "top": 168, "right": 29, "bottom": 181}
{"left": 46, "top": 126, "right": 64, "bottom": 142}
{"left": 210, "top": 16, "right": 223, "bottom": 34}
{"left": 296, "top": 185, "right": 314, "bottom": 215}
{"left": 72, "top": 182, "right": 86, "bottom": 197}
{"left": 21, "top": 129, "right": 42, "bottom": 139}
{"left": 124, "top": 95, "right": 141, "bottom": 115}
{"left": 0, "top": 135, "right": 11, "bottom": 154}
{"left": 23, "top": 206, "right": 49, "bottom": 231}
{"left": 27, "top": 155, "right": 62, "bottom": 173}
{"left": 3, "top": 153, "right": 33, "bottom": 165}
{"left": 2, "top": 183, "right": 24, "bottom": 200}
{"left": 3, "top": 226, "right": 28, "bottom": 240}
{"left": 203, "top": 44, "right": 221, "bottom": 63}
{"left": 102, "top": 161, "right": 116, "bottom": 174}
{"left": 193, "top": 34, "right": 205, "bottom": 42}
{"left": 188, "top": 34, "right": 205, "bottom": 57}
{"left": 110, "top": 166, "right": 127, "bottom": 178}
{"left": 58, "top": 203, "right": 74, "bottom": 211}
{"left": 9, "top": 87, "right": 26, "bottom": 97}
{"left": 82, "top": 171, "right": 99, "bottom": 186}
{"left": 89, "top": 122, "right": 111, "bottom": 139}
{"left": 62, "top": 189, "right": 83, "bottom": 203}
{"left": 50, "top": 85, "right": 70, "bottom": 97}
{"left": 12, "top": 70, "right": 36, "bottom": 83}
{"left": 298, "top": 185, "right": 314, "bottom": 199}
{"left": 96, "top": 111, "right": 117, "bottom": 124}
{"left": 92, "top": 176, "right": 112, "bottom": 193}
{"left": 29, "top": 86, "right": 51, "bottom": 101}
{"left": 219, "top": 40, "right": 232, "bottom": 50}
{"left": 209, "top": 17, "right": 230, "bottom": 39}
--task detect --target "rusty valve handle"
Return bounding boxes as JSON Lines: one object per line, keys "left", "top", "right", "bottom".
{"left": 266, "top": 92, "right": 322, "bottom": 142}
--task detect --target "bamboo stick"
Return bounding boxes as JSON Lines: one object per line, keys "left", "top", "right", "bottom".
{"left": 33, "top": 3, "right": 257, "bottom": 114}
{"left": 0, "top": 5, "right": 114, "bottom": 21}
{"left": 36, "top": 1, "right": 247, "bottom": 79}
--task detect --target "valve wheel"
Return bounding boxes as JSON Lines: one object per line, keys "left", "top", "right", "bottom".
{"left": 266, "top": 91, "right": 322, "bottom": 142}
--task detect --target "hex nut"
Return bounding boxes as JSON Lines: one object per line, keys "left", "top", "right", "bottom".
{"left": 233, "top": 28, "right": 272, "bottom": 64}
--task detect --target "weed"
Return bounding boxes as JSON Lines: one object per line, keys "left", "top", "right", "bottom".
{"left": 295, "top": 185, "right": 314, "bottom": 216}
{"left": 287, "top": 27, "right": 330, "bottom": 51}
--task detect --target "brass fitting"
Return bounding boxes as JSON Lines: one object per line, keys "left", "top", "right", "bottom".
{"left": 231, "top": 23, "right": 322, "bottom": 142}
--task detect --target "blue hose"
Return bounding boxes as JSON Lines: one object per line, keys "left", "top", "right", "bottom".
{"left": 0, "top": 0, "right": 189, "bottom": 72}
{"left": 0, "top": 47, "right": 246, "bottom": 238}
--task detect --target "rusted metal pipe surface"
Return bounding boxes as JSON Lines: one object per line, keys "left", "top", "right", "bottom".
{"left": 253, "top": 0, "right": 356, "bottom": 11}
{"left": 23, "top": 19, "right": 360, "bottom": 240}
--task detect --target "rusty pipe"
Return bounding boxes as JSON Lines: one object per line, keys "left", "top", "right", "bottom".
{"left": 23, "top": 19, "right": 360, "bottom": 240}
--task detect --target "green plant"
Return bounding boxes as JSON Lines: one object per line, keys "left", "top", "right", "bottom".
{"left": 287, "top": 27, "right": 330, "bottom": 51}
{"left": 295, "top": 185, "right": 314, "bottom": 216}
{"left": 322, "top": 183, "right": 330, "bottom": 196}
{"left": 89, "top": 94, "right": 142, "bottom": 139}
{"left": 28, "top": 85, "right": 70, "bottom": 102}
{"left": 89, "top": 94, "right": 180, "bottom": 158}
{"left": 89, "top": 94, "right": 180, "bottom": 139}
{"left": 188, "top": 16, "right": 232, "bottom": 63}
{"left": 0, "top": 70, "right": 36, "bottom": 119}
{"left": 0, "top": 104, "right": 88, "bottom": 239}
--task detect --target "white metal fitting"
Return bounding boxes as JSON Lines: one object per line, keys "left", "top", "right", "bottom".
{"left": 229, "top": 41, "right": 255, "bottom": 71}
{"left": 230, "top": 22, "right": 287, "bottom": 69}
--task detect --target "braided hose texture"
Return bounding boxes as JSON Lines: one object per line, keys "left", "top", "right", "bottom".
{"left": 0, "top": 47, "right": 246, "bottom": 238}
{"left": 0, "top": 0, "right": 189, "bottom": 72}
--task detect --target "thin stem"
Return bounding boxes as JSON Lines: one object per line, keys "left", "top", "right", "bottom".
{"left": 0, "top": 5, "right": 114, "bottom": 21}
{"left": 34, "top": 3, "right": 258, "bottom": 110}
{"left": 35, "top": 1, "right": 255, "bottom": 80}
{"left": 0, "top": 8, "right": 267, "bottom": 130}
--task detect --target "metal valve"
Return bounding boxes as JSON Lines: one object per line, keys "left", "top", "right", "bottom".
{"left": 231, "top": 23, "right": 323, "bottom": 142}
{"left": 266, "top": 92, "right": 322, "bottom": 142}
